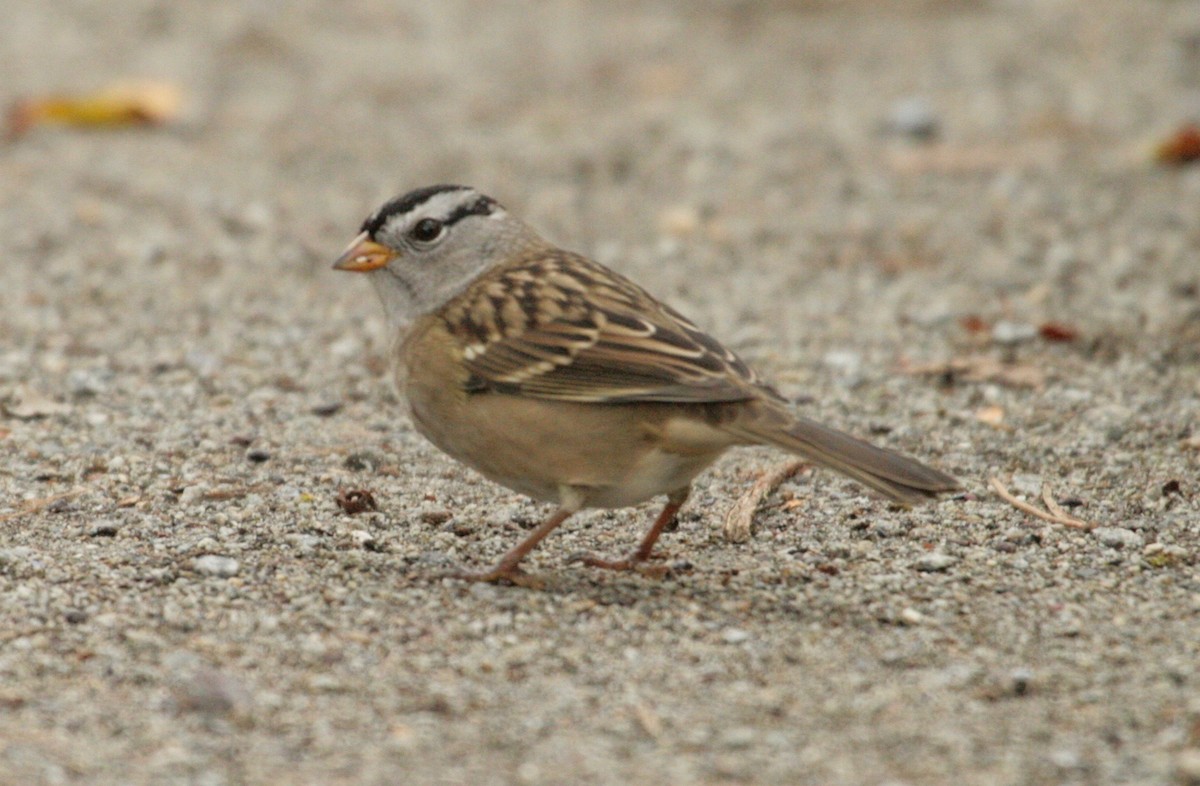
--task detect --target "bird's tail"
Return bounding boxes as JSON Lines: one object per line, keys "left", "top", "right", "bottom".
{"left": 720, "top": 402, "right": 960, "bottom": 505}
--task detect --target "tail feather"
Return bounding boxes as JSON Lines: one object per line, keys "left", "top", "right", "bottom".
{"left": 722, "top": 404, "right": 960, "bottom": 506}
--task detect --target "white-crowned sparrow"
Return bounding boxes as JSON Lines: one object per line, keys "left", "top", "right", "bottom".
{"left": 333, "top": 185, "right": 958, "bottom": 585}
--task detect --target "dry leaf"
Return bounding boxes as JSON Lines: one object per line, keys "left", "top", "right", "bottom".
{"left": 900, "top": 355, "right": 1045, "bottom": 390}
{"left": 959, "top": 315, "right": 991, "bottom": 335}
{"left": 1155, "top": 124, "right": 1200, "bottom": 166}
{"left": 7, "top": 80, "right": 183, "bottom": 139}
{"left": 336, "top": 488, "right": 378, "bottom": 515}
{"left": 3, "top": 388, "right": 71, "bottom": 420}
{"left": 1038, "top": 321, "right": 1079, "bottom": 342}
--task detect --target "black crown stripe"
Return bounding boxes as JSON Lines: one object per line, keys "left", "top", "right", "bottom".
{"left": 361, "top": 185, "right": 498, "bottom": 237}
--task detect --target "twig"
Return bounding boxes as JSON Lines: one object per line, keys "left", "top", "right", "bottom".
{"left": 1041, "top": 485, "right": 1093, "bottom": 530}
{"left": 723, "top": 460, "right": 808, "bottom": 543}
{"left": 988, "top": 477, "right": 1093, "bottom": 529}
{"left": 630, "top": 701, "right": 663, "bottom": 739}
{"left": 0, "top": 488, "right": 86, "bottom": 523}
{"left": 201, "top": 484, "right": 270, "bottom": 501}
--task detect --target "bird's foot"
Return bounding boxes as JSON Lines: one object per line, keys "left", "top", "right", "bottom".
{"left": 440, "top": 564, "right": 546, "bottom": 590}
{"left": 571, "top": 552, "right": 672, "bottom": 579}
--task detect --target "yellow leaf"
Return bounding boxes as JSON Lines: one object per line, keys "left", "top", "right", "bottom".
{"left": 8, "top": 80, "right": 183, "bottom": 138}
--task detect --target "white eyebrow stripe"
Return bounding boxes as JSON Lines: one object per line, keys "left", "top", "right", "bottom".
{"left": 404, "top": 189, "right": 479, "bottom": 224}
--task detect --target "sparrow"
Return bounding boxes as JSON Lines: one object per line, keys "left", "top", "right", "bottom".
{"left": 333, "top": 184, "right": 959, "bottom": 585}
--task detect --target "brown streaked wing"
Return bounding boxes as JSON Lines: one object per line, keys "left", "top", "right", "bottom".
{"left": 441, "top": 250, "right": 772, "bottom": 404}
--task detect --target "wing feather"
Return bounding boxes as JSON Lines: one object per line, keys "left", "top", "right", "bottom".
{"left": 439, "top": 250, "right": 777, "bottom": 404}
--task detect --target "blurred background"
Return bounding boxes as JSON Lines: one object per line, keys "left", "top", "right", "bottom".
{"left": 2, "top": 2, "right": 1199, "bottom": 784}
{"left": 5, "top": 1, "right": 1197, "bottom": 361}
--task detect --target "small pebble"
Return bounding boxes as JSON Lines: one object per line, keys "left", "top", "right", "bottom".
{"left": 874, "top": 520, "right": 905, "bottom": 538}
{"left": 192, "top": 555, "right": 240, "bottom": 578}
{"left": 67, "top": 368, "right": 111, "bottom": 397}
{"left": 184, "top": 350, "right": 220, "bottom": 378}
{"left": 88, "top": 520, "right": 121, "bottom": 537}
{"left": 823, "top": 349, "right": 864, "bottom": 387}
{"left": 344, "top": 452, "right": 382, "bottom": 472}
{"left": 1048, "top": 748, "right": 1083, "bottom": 770}
{"left": 1010, "top": 473, "right": 1043, "bottom": 497}
{"left": 882, "top": 96, "right": 940, "bottom": 140}
{"left": 1093, "top": 527, "right": 1143, "bottom": 550}
{"left": 992, "top": 321, "right": 1038, "bottom": 346}
{"left": 1010, "top": 668, "right": 1034, "bottom": 696}
{"left": 284, "top": 533, "right": 322, "bottom": 553}
{"left": 1002, "top": 527, "right": 1039, "bottom": 545}
{"left": 246, "top": 448, "right": 271, "bottom": 463}
{"left": 721, "top": 628, "right": 750, "bottom": 644}
{"left": 914, "top": 553, "right": 958, "bottom": 572}
{"left": 84, "top": 411, "right": 110, "bottom": 426}
{"left": 420, "top": 509, "right": 453, "bottom": 526}
{"left": 0, "top": 547, "right": 39, "bottom": 575}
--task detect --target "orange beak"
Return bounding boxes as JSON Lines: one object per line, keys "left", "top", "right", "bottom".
{"left": 331, "top": 232, "right": 397, "bottom": 272}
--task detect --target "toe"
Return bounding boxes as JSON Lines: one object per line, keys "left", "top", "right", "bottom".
{"left": 441, "top": 566, "right": 546, "bottom": 590}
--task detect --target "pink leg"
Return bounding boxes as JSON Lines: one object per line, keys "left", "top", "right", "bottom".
{"left": 446, "top": 508, "right": 573, "bottom": 588}
{"left": 577, "top": 487, "right": 690, "bottom": 574}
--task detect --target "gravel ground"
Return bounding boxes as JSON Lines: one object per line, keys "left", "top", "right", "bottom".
{"left": 3, "top": 2, "right": 1200, "bottom": 784}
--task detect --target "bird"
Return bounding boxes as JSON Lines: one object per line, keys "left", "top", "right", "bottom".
{"left": 332, "top": 184, "right": 959, "bottom": 586}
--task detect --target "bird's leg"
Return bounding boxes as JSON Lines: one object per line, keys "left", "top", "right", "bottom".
{"left": 446, "top": 508, "right": 573, "bottom": 588}
{"left": 576, "top": 487, "right": 690, "bottom": 575}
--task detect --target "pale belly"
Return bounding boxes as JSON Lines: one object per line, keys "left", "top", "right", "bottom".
{"left": 405, "top": 386, "right": 728, "bottom": 510}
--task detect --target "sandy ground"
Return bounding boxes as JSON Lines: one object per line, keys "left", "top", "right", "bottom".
{"left": 2, "top": 1, "right": 1199, "bottom": 784}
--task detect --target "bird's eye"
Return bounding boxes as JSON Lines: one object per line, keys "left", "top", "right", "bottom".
{"left": 409, "top": 218, "right": 444, "bottom": 243}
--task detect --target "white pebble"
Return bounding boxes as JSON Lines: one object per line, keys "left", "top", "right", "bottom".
{"left": 992, "top": 320, "right": 1037, "bottom": 346}
{"left": 721, "top": 628, "right": 750, "bottom": 644}
{"left": 193, "top": 555, "right": 240, "bottom": 578}
{"left": 914, "top": 553, "right": 958, "bottom": 572}
{"left": 1093, "top": 527, "right": 1143, "bottom": 550}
